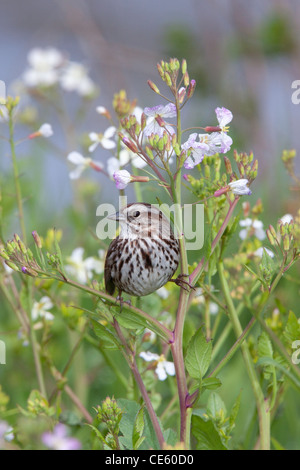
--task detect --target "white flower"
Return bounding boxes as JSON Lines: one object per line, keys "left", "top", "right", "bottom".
{"left": 22, "top": 47, "right": 64, "bottom": 87}
{"left": 113, "top": 169, "right": 132, "bottom": 190}
{"left": 60, "top": 62, "right": 95, "bottom": 96}
{"left": 67, "top": 151, "right": 103, "bottom": 179}
{"left": 143, "top": 103, "right": 177, "bottom": 137}
{"left": 139, "top": 351, "right": 175, "bottom": 381}
{"left": 254, "top": 247, "right": 275, "bottom": 258}
{"left": 119, "top": 147, "right": 147, "bottom": 169}
{"left": 38, "top": 123, "right": 53, "bottom": 137}
{"left": 239, "top": 218, "right": 265, "bottom": 241}
{"left": 182, "top": 107, "right": 233, "bottom": 169}
{"left": 31, "top": 296, "right": 54, "bottom": 322}
{"left": 65, "top": 247, "right": 103, "bottom": 284}
{"left": 88, "top": 126, "right": 116, "bottom": 152}
{"left": 182, "top": 133, "right": 210, "bottom": 169}
{"left": 215, "top": 107, "right": 233, "bottom": 129}
{"left": 107, "top": 157, "right": 121, "bottom": 179}
{"left": 156, "top": 286, "right": 169, "bottom": 299}
{"left": 228, "top": 179, "right": 252, "bottom": 196}
{"left": 279, "top": 214, "right": 293, "bottom": 225}
{"left": 96, "top": 106, "right": 108, "bottom": 115}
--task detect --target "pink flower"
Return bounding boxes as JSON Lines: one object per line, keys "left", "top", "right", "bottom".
{"left": 143, "top": 103, "right": 176, "bottom": 137}
{"left": 42, "top": 423, "right": 81, "bottom": 450}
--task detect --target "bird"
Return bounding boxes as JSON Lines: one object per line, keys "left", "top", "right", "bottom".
{"left": 104, "top": 203, "right": 180, "bottom": 298}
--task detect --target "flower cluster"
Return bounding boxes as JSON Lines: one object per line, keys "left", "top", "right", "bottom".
{"left": 182, "top": 107, "right": 233, "bottom": 169}
{"left": 21, "top": 47, "right": 96, "bottom": 97}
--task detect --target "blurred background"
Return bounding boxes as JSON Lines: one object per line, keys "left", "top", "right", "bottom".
{"left": 0, "top": 0, "right": 300, "bottom": 449}
{"left": 1, "top": 0, "right": 300, "bottom": 218}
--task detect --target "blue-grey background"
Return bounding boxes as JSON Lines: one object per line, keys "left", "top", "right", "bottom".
{"left": 1, "top": 0, "right": 300, "bottom": 216}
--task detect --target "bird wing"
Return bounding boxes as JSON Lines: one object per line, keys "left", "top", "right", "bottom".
{"left": 104, "top": 237, "right": 118, "bottom": 296}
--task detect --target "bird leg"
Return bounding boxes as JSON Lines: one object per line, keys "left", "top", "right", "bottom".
{"left": 169, "top": 273, "right": 196, "bottom": 292}
{"left": 116, "top": 291, "right": 132, "bottom": 312}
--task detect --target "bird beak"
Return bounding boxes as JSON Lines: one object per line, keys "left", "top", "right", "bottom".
{"left": 107, "top": 211, "right": 125, "bottom": 221}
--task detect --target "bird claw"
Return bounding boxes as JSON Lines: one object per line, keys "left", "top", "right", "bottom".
{"left": 169, "top": 274, "right": 196, "bottom": 292}
{"left": 116, "top": 295, "right": 132, "bottom": 311}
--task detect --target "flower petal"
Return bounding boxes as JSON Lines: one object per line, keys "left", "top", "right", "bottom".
{"left": 67, "top": 151, "right": 86, "bottom": 165}
{"left": 139, "top": 351, "right": 159, "bottom": 362}
{"left": 215, "top": 107, "right": 233, "bottom": 127}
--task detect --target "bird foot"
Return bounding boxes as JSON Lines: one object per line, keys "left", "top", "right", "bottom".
{"left": 116, "top": 295, "right": 132, "bottom": 311}
{"left": 169, "top": 274, "right": 196, "bottom": 292}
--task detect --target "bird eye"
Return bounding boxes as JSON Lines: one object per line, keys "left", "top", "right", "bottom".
{"left": 133, "top": 210, "right": 140, "bottom": 218}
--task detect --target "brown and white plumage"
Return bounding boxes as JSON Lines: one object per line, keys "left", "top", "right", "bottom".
{"left": 104, "top": 203, "right": 180, "bottom": 297}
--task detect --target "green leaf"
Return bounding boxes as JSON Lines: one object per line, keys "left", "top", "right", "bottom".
{"left": 114, "top": 307, "right": 169, "bottom": 342}
{"left": 185, "top": 328, "right": 212, "bottom": 380}
{"left": 53, "top": 229, "right": 67, "bottom": 278}
{"left": 86, "top": 424, "right": 106, "bottom": 444}
{"left": 206, "top": 392, "right": 226, "bottom": 422}
{"left": 117, "top": 399, "right": 160, "bottom": 450}
{"left": 228, "top": 391, "right": 242, "bottom": 431}
{"left": 201, "top": 377, "right": 222, "bottom": 391}
{"left": 114, "top": 310, "right": 147, "bottom": 331}
{"left": 243, "top": 264, "right": 265, "bottom": 284}
{"left": 258, "top": 331, "right": 274, "bottom": 379}
{"left": 283, "top": 311, "right": 300, "bottom": 345}
{"left": 91, "top": 319, "right": 120, "bottom": 349}
{"left": 256, "top": 357, "right": 300, "bottom": 390}
{"left": 191, "top": 415, "right": 227, "bottom": 450}
{"left": 132, "top": 406, "right": 146, "bottom": 450}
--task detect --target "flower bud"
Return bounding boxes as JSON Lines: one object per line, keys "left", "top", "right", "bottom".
{"left": 22, "top": 266, "right": 38, "bottom": 277}
{"left": 96, "top": 106, "right": 111, "bottom": 120}
{"left": 205, "top": 126, "right": 222, "bottom": 133}
{"left": 183, "top": 71, "right": 189, "bottom": 87}
{"left": 145, "top": 146, "right": 154, "bottom": 160}
{"left": 181, "top": 59, "right": 187, "bottom": 74}
{"left": 0, "top": 248, "right": 9, "bottom": 260}
{"left": 141, "top": 112, "right": 147, "bottom": 130}
{"left": 224, "top": 156, "right": 233, "bottom": 174}
{"left": 268, "top": 225, "right": 277, "bottom": 240}
{"left": 32, "top": 230, "right": 42, "bottom": 249}
{"left": 157, "top": 62, "right": 164, "bottom": 78}
{"left": 122, "top": 137, "right": 138, "bottom": 153}
{"left": 147, "top": 80, "right": 160, "bottom": 94}
{"left": 164, "top": 72, "right": 172, "bottom": 87}
{"left": 266, "top": 229, "right": 276, "bottom": 246}
{"left": 187, "top": 79, "right": 196, "bottom": 99}
{"left": 214, "top": 187, "right": 229, "bottom": 197}
{"left": 5, "top": 261, "right": 19, "bottom": 272}
{"left": 178, "top": 87, "right": 186, "bottom": 104}
{"left": 283, "top": 235, "right": 290, "bottom": 251}
{"left": 157, "top": 137, "right": 165, "bottom": 152}
{"left": 155, "top": 115, "right": 165, "bottom": 129}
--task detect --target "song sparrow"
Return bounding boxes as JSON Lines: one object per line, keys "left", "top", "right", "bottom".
{"left": 104, "top": 203, "right": 180, "bottom": 297}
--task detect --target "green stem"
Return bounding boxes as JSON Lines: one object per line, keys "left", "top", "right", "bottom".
{"left": 113, "top": 318, "right": 166, "bottom": 449}
{"left": 26, "top": 279, "right": 47, "bottom": 398}
{"left": 218, "top": 261, "right": 270, "bottom": 450}
{"left": 8, "top": 107, "right": 26, "bottom": 244}
{"left": 169, "top": 96, "right": 192, "bottom": 446}
{"left": 34, "top": 270, "right": 173, "bottom": 344}
{"left": 190, "top": 197, "right": 240, "bottom": 286}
